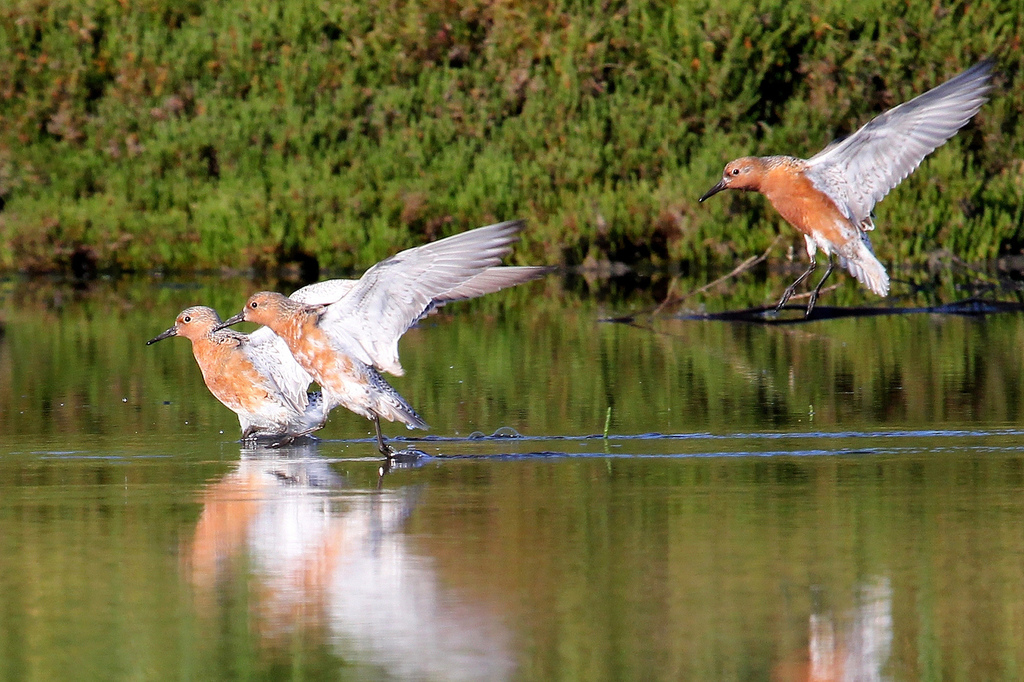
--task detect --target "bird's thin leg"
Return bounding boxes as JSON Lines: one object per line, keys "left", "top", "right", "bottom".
{"left": 240, "top": 426, "right": 259, "bottom": 441}
{"left": 776, "top": 259, "right": 817, "bottom": 311}
{"left": 373, "top": 416, "right": 395, "bottom": 456}
{"left": 805, "top": 255, "right": 836, "bottom": 317}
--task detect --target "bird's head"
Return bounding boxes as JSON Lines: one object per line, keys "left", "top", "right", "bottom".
{"left": 216, "top": 291, "right": 295, "bottom": 332}
{"left": 147, "top": 306, "right": 222, "bottom": 345}
{"left": 699, "top": 157, "right": 762, "bottom": 201}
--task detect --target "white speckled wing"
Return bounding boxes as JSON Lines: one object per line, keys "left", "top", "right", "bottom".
{"left": 321, "top": 220, "right": 528, "bottom": 376}
{"left": 806, "top": 61, "right": 992, "bottom": 228}
{"left": 246, "top": 326, "right": 315, "bottom": 413}
{"left": 289, "top": 279, "right": 359, "bottom": 306}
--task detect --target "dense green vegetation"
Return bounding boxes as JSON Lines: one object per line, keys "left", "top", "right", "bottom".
{"left": 0, "top": 0, "right": 1021, "bottom": 274}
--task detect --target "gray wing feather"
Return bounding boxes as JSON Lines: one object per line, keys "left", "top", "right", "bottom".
{"left": 321, "top": 220, "right": 528, "bottom": 375}
{"left": 806, "top": 61, "right": 992, "bottom": 227}
{"left": 438, "top": 266, "right": 550, "bottom": 303}
{"left": 245, "top": 326, "right": 314, "bottom": 412}
{"left": 410, "top": 266, "right": 551, "bottom": 324}
{"left": 289, "top": 279, "right": 358, "bottom": 305}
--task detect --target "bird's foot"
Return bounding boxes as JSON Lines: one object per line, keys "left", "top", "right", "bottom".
{"left": 775, "top": 287, "right": 797, "bottom": 312}
{"left": 804, "top": 295, "right": 819, "bottom": 318}
{"left": 378, "top": 448, "right": 429, "bottom": 481}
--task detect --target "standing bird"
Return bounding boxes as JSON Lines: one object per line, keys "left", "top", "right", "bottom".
{"left": 148, "top": 305, "right": 328, "bottom": 441}
{"left": 216, "top": 220, "right": 546, "bottom": 454}
{"left": 700, "top": 61, "right": 993, "bottom": 315}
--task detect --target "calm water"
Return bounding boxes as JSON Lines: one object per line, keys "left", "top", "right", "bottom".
{"left": 2, "top": 273, "right": 1024, "bottom": 680}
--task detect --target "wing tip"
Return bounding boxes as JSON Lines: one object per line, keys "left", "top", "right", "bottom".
{"left": 942, "top": 58, "right": 995, "bottom": 101}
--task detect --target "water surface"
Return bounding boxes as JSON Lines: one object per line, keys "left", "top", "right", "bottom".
{"left": 1, "top": 273, "right": 1023, "bottom": 680}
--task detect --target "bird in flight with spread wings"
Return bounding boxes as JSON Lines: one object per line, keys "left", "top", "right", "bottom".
{"left": 700, "top": 60, "right": 993, "bottom": 315}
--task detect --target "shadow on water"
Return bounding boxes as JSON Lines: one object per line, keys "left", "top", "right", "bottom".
{"left": 606, "top": 297, "right": 1024, "bottom": 325}
{"left": 193, "top": 427, "right": 1024, "bottom": 681}
{"left": 345, "top": 427, "right": 1024, "bottom": 468}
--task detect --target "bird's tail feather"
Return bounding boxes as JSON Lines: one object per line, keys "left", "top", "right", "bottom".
{"left": 839, "top": 236, "right": 889, "bottom": 297}
{"left": 367, "top": 367, "right": 429, "bottom": 430}
{"left": 297, "top": 391, "right": 329, "bottom": 435}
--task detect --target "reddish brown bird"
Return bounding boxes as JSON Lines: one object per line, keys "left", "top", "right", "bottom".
{"left": 700, "top": 61, "right": 992, "bottom": 315}
{"left": 217, "top": 220, "right": 545, "bottom": 455}
{"left": 148, "top": 305, "right": 328, "bottom": 441}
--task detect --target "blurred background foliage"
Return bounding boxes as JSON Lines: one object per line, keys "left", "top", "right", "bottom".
{"left": 0, "top": 0, "right": 1020, "bottom": 275}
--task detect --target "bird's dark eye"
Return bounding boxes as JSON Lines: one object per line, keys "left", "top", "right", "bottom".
{"left": 731, "top": 168, "right": 740, "bottom": 176}
{"left": 250, "top": 301, "right": 258, "bottom": 309}
{"left": 182, "top": 315, "right": 191, "bottom": 323}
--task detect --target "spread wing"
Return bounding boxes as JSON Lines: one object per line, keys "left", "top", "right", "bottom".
{"left": 805, "top": 60, "right": 992, "bottom": 227}
{"left": 429, "top": 265, "right": 550, "bottom": 310}
{"left": 244, "top": 326, "right": 315, "bottom": 413}
{"left": 320, "top": 220, "right": 530, "bottom": 375}
{"left": 289, "top": 279, "right": 358, "bottom": 306}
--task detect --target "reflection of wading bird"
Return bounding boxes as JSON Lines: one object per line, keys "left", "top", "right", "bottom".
{"left": 217, "top": 220, "right": 546, "bottom": 454}
{"left": 186, "top": 448, "right": 514, "bottom": 679}
{"left": 700, "top": 61, "right": 992, "bottom": 315}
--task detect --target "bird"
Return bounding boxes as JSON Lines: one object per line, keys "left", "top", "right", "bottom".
{"left": 699, "top": 60, "right": 992, "bottom": 315}
{"left": 147, "top": 305, "right": 329, "bottom": 442}
{"left": 215, "top": 220, "right": 547, "bottom": 455}
{"left": 149, "top": 249, "right": 543, "bottom": 443}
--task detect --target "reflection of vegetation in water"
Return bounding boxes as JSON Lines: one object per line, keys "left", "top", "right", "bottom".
{"left": 3, "top": 272, "right": 1024, "bottom": 678}
{"left": 403, "top": 451, "right": 1024, "bottom": 680}
{"left": 1, "top": 274, "right": 1022, "bottom": 440}
{"left": 0, "top": 2, "right": 1020, "bottom": 273}
{"left": 3, "top": 440, "right": 1024, "bottom": 679}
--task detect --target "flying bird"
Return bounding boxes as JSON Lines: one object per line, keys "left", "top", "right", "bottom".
{"left": 700, "top": 60, "right": 992, "bottom": 315}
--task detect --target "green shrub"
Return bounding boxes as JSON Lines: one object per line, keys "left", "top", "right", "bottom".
{"left": 0, "top": 0, "right": 1020, "bottom": 273}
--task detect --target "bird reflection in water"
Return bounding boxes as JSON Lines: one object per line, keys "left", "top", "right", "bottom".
{"left": 184, "top": 439, "right": 514, "bottom": 681}
{"left": 775, "top": 577, "right": 892, "bottom": 682}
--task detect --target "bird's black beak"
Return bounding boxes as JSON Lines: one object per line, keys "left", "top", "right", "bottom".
{"left": 146, "top": 326, "right": 177, "bottom": 345}
{"left": 213, "top": 310, "right": 246, "bottom": 332}
{"left": 699, "top": 180, "right": 727, "bottom": 203}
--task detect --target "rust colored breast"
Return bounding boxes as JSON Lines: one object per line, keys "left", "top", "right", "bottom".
{"left": 760, "top": 166, "right": 851, "bottom": 247}
{"left": 192, "top": 337, "right": 273, "bottom": 413}
{"left": 284, "top": 319, "right": 360, "bottom": 395}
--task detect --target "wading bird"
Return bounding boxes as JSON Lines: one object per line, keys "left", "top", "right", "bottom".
{"left": 148, "top": 305, "right": 328, "bottom": 441}
{"left": 216, "top": 220, "right": 546, "bottom": 454}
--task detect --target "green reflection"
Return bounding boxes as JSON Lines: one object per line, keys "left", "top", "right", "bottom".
{"left": 5, "top": 442, "right": 1024, "bottom": 679}
{"left": 1, "top": 276, "right": 1024, "bottom": 680}
{"left": 1, "top": 274, "right": 1022, "bottom": 440}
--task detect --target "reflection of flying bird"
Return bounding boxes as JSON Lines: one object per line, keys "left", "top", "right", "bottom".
{"left": 148, "top": 305, "right": 328, "bottom": 439}
{"left": 700, "top": 61, "right": 992, "bottom": 315}
{"left": 774, "top": 578, "right": 892, "bottom": 682}
{"left": 217, "top": 220, "right": 546, "bottom": 453}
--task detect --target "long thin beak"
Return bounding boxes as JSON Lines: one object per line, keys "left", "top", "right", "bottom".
{"left": 146, "top": 326, "right": 177, "bottom": 345}
{"left": 213, "top": 310, "right": 245, "bottom": 332}
{"left": 699, "top": 180, "right": 727, "bottom": 203}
